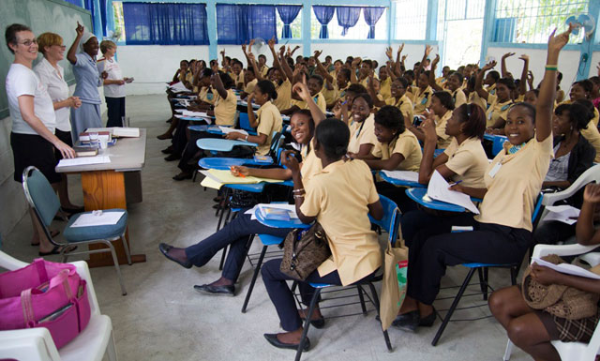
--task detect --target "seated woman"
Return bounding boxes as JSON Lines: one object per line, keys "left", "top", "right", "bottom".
{"left": 159, "top": 59, "right": 194, "bottom": 140}
{"left": 261, "top": 118, "right": 383, "bottom": 350}
{"left": 393, "top": 27, "right": 568, "bottom": 333}
{"left": 533, "top": 102, "right": 595, "bottom": 246}
{"left": 158, "top": 109, "right": 319, "bottom": 295}
{"left": 345, "top": 93, "right": 379, "bottom": 159}
{"left": 475, "top": 62, "right": 515, "bottom": 134}
{"left": 428, "top": 56, "right": 467, "bottom": 109}
{"left": 407, "top": 91, "right": 455, "bottom": 149}
{"left": 489, "top": 183, "right": 600, "bottom": 361}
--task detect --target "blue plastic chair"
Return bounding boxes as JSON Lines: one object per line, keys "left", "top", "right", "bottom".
{"left": 22, "top": 167, "right": 130, "bottom": 296}
{"left": 238, "top": 112, "right": 257, "bottom": 136}
{"left": 431, "top": 193, "right": 545, "bottom": 346}
{"left": 196, "top": 138, "right": 258, "bottom": 152}
{"left": 492, "top": 135, "right": 508, "bottom": 157}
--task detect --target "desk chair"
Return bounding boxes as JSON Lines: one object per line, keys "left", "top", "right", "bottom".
{"left": 291, "top": 195, "right": 399, "bottom": 361}
{"left": 503, "top": 243, "right": 600, "bottom": 361}
{"left": 238, "top": 112, "right": 257, "bottom": 136}
{"left": 0, "top": 251, "right": 118, "bottom": 361}
{"left": 22, "top": 167, "right": 130, "bottom": 296}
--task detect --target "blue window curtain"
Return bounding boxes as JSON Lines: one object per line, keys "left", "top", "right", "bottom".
{"left": 336, "top": 7, "right": 361, "bottom": 36}
{"left": 276, "top": 6, "right": 302, "bottom": 39}
{"left": 216, "top": 5, "right": 277, "bottom": 45}
{"left": 122, "top": 2, "right": 209, "bottom": 45}
{"left": 64, "top": 0, "right": 82, "bottom": 6}
{"left": 313, "top": 6, "right": 335, "bottom": 39}
{"left": 363, "top": 7, "right": 385, "bottom": 39}
{"left": 99, "top": 0, "right": 107, "bottom": 36}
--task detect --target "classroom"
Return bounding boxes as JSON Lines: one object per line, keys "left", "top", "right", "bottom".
{"left": 1, "top": 0, "right": 600, "bottom": 360}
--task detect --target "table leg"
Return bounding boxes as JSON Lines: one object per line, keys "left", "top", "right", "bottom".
{"left": 81, "top": 170, "right": 146, "bottom": 268}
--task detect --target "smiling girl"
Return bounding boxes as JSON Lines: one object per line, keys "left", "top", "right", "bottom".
{"left": 346, "top": 93, "right": 379, "bottom": 159}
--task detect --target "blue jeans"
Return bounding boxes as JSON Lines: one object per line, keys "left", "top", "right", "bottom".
{"left": 184, "top": 211, "right": 293, "bottom": 282}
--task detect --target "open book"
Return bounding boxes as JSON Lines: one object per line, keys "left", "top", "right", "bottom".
{"left": 199, "top": 169, "right": 284, "bottom": 190}
{"left": 381, "top": 170, "right": 419, "bottom": 183}
{"left": 427, "top": 171, "right": 480, "bottom": 214}
{"left": 532, "top": 257, "right": 600, "bottom": 280}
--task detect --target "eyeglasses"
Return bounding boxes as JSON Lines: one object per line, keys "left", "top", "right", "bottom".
{"left": 54, "top": 44, "right": 67, "bottom": 49}
{"left": 19, "top": 39, "right": 37, "bottom": 47}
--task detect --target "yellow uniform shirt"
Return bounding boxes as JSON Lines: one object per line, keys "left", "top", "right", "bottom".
{"left": 300, "top": 141, "right": 322, "bottom": 185}
{"left": 255, "top": 101, "right": 283, "bottom": 156}
{"left": 322, "top": 83, "right": 338, "bottom": 106}
{"left": 273, "top": 79, "right": 292, "bottom": 111}
{"left": 443, "top": 137, "right": 488, "bottom": 188}
{"left": 213, "top": 89, "right": 237, "bottom": 126}
{"left": 243, "top": 78, "right": 257, "bottom": 94}
{"left": 199, "top": 87, "right": 216, "bottom": 105}
{"left": 446, "top": 88, "right": 467, "bottom": 108}
{"left": 486, "top": 83, "right": 496, "bottom": 96}
{"left": 300, "top": 159, "right": 381, "bottom": 286}
{"left": 292, "top": 92, "right": 327, "bottom": 112}
{"left": 258, "top": 65, "right": 269, "bottom": 78}
{"left": 476, "top": 135, "right": 553, "bottom": 231}
{"left": 348, "top": 114, "right": 378, "bottom": 154}
{"left": 468, "top": 92, "right": 488, "bottom": 113}
{"left": 386, "top": 95, "right": 414, "bottom": 124}
{"left": 379, "top": 78, "right": 392, "bottom": 101}
{"left": 372, "top": 130, "right": 422, "bottom": 171}
{"left": 412, "top": 86, "right": 434, "bottom": 115}
{"left": 486, "top": 93, "right": 512, "bottom": 128}
{"left": 435, "top": 110, "right": 453, "bottom": 149}
{"left": 179, "top": 70, "right": 193, "bottom": 85}
{"left": 229, "top": 70, "right": 244, "bottom": 88}
{"left": 580, "top": 120, "right": 600, "bottom": 163}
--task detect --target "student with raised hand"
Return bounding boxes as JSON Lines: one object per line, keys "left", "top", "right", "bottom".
{"left": 407, "top": 91, "right": 455, "bottom": 149}
{"left": 489, "top": 182, "right": 600, "bottom": 361}
{"left": 313, "top": 50, "right": 348, "bottom": 107}
{"left": 475, "top": 61, "right": 514, "bottom": 134}
{"left": 412, "top": 46, "right": 435, "bottom": 116}
{"left": 225, "top": 80, "right": 282, "bottom": 156}
{"left": 5, "top": 23, "right": 76, "bottom": 255}
{"left": 159, "top": 59, "right": 195, "bottom": 140}
{"left": 67, "top": 21, "right": 106, "bottom": 140}
{"left": 239, "top": 67, "right": 257, "bottom": 101}
{"left": 284, "top": 74, "right": 327, "bottom": 115}
{"left": 372, "top": 77, "right": 413, "bottom": 122}
{"left": 252, "top": 39, "right": 291, "bottom": 111}
{"left": 394, "top": 25, "right": 568, "bottom": 333}
{"left": 346, "top": 93, "right": 379, "bottom": 159}
{"left": 261, "top": 118, "right": 383, "bottom": 350}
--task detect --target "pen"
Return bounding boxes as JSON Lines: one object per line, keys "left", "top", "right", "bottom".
{"left": 231, "top": 166, "right": 245, "bottom": 178}
{"left": 449, "top": 180, "right": 463, "bottom": 187}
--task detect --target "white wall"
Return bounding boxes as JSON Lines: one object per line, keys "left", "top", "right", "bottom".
{"left": 591, "top": 50, "right": 600, "bottom": 79}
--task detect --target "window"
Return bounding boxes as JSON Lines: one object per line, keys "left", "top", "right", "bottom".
{"left": 394, "top": 0, "right": 428, "bottom": 40}
{"left": 310, "top": 7, "right": 388, "bottom": 40}
{"left": 494, "top": 0, "right": 588, "bottom": 44}
{"left": 112, "top": 1, "right": 126, "bottom": 43}
{"left": 276, "top": 9, "right": 302, "bottom": 39}
{"left": 216, "top": 4, "right": 277, "bottom": 44}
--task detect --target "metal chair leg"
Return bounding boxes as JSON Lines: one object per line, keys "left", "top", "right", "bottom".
{"left": 503, "top": 340, "right": 514, "bottom": 361}
{"left": 295, "top": 288, "right": 320, "bottom": 361}
{"left": 477, "top": 268, "right": 488, "bottom": 301}
{"left": 103, "top": 240, "right": 127, "bottom": 296}
{"left": 242, "top": 245, "right": 268, "bottom": 313}
{"left": 120, "top": 234, "right": 132, "bottom": 265}
{"left": 218, "top": 246, "right": 228, "bottom": 271}
{"left": 367, "top": 282, "right": 392, "bottom": 351}
{"left": 107, "top": 332, "right": 118, "bottom": 361}
{"left": 357, "top": 285, "right": 367, "bottom": 315}
{"left": 432, "top": 268, "right": 477, "bottom": 346}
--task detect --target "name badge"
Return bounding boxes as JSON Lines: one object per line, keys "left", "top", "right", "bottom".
{"left": 489, "top": 162, "right": 502, "bottom": 178}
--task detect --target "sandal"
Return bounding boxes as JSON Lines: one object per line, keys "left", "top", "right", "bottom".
{"left": 31, "top": 230, "right": 60, "bottom": 246}
{"left": 38, "top": 245, "right": 77, "bottom": 257}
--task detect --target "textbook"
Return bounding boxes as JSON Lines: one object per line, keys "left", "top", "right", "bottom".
{"left": 256, "top": 206, "right": 293, "bottom": 221}
{"left": 79, "top": 131, "right": 111, "bottom": 142}
{"left": 532, "top": 257, "right": 600, "bottom": 280}
{"left": 381, "top": 170, "right": 419, "bottom": 183}
{"left": 73, "top": 146, "right": 98, "bottom": 157}
{"left": 85, "top": 127, "right": 140, "bottom": 138}
{"left": 199, "top": 169, "right": 284, "bottom": 190}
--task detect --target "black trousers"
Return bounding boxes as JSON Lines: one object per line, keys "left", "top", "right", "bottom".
{"left": 406, "top": 215, "right": 532, "bottom": 305}
{"left": 261, "top": 259, "right": 377, "bottom": 331}
{"left": 177, "top": 130, "right": 221, "bottom": 173}
{"left": 105, "top": 97, "right": 125, "bottom": 127}
{"left": 375, "top": 182, "right": 417, "bottom": 215}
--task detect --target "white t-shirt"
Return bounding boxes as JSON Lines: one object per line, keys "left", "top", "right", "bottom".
{"left": 6, "top": 63, "right": 56, "bottom": 135}
{"left": 97, "top": 58, "right": 125, "bottom": 98}
{"left": 34, "top": 58, "right": 71, "bottom": 132}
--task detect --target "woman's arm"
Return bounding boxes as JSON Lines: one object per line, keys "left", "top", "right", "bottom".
{"left": 500, "top": 52, "right": 514, "bottom": 79}
{"left": 230, "top": 165, "right": 291, "bottom": 180}
{"left": 368, "top": 200, "right": 384, "bottom": 221}
{"left": 363, "top": 153, "right": 403, "bottom": 171}
{"left": 530, "top": 263, "right": 600, "bottom": 294}
{"left": 211, "top": 73, "right": 228, "bottom": 100}
{"left": 428, "top": 55, "right": 443, "bottom": 92}
{"left": 292, "top": 80, "right": 326, "bottom": 126}
{"left": 368, "top": 73, "right": 386, "bottom": 108}
{"left": 349, "top": 58, "right": 361, "bottom": 84}
{"left": 245, "top": 93, "right": 259, "bottom": 128}
{"left": 282, "top": 151, "right": 316, "bottom": 224}
{"left": 518, "top": 54, "right": 529, "bottom": 96}
{"left": 313, "top": 51, "right": 334, "bottom": 84}
{"left": 418, "top": 118, "right": 453, "bottom": 183}
{"left": 449, "top": 183, "right": 488, "bottom": 199}
{"left": 475, "top": 61, "right": 495, "bottom": 99}
{"left": 576, "top": 184, "right": 600, "bottom": 245}
{"left": 67, "top": 22, "right": 84, "bottom": 65}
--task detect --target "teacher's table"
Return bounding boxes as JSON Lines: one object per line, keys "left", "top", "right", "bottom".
{"left": 56, "top": 130, "right": 147, "bottom": 268}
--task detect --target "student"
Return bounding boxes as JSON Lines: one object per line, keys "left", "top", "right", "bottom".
{"left": 475, "top": 62, "right": 514, "bottom": 133}
{"left": 412, "top": 70, "right": 434, "bottom": 116}
{"left": 428, "top": 55, "right": 466, "bottom": 108}
{"left": 489, "top": 183, "right": 600, "bottom": 361}
{"left": 257, "top": 54, "right": 269, "bottom": 78}
{"left": 159, "top": 59, "right": 194, "bottom": 139}
{"left": 240, "top": 67, "right": 257, "bottom": 100}
{"left": 589, "top": 76, "right": 600, "bottom": 109}
{"left": 66, "top": 22, "right": 106, "bottom": 141}
{"left": 331, "top": 84, "right": 368, "bottom": 126}
{"left": 345, "top": 93, "right": 379, "bottom": 159}
{"left": 407, "top": 91, "right": 455, "bottom": 149}
{"left": 5, "top": 23, "right": 76, "bottom": 255}
{"left": 249, "top": 40, "right": 292, "bottom": 111}
{"left": 98, "top": 40, "right": 131, "bottom": 127}
{"left": 385, "top": 78, "right": 414, "bottom": 122}
{"left": 34, "top": 31, "right": 82, "bottom": 214}
{"left": 285, "top": 75, "right": 327, "bottom": 114}
{"left": 394, "top": 26, "right": 567, "bottom": 333}
{"left": 561, "top": 79, "right": 599, "bottom": 126}
{"left": 523, "top": 89, "right": 539, "bottom": 106}
{"left": 378, "top": 66, "right": 392, "bottom": 100}
{"left": 225, "top": 80, "right": 283, "bottom": 156}
{"left": 261, "top": 119, "right": 383, "bottom": 350}
{"left": 467, "top": 75, "right": 488, "bottom": 111}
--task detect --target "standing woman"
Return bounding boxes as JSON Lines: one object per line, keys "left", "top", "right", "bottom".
{"left": 4, "top": 24, "right": 75, "bottom": 254}
{"left": 98, "top": 40, "right": 132, "bottom": 127}
{"left": 67, "top": 22, "right": 106, "bottom": 140}
{"left": 34, "top": 32, "right": 83, "bottom": 213}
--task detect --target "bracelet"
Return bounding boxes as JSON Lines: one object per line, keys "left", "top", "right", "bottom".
{"left": 293, "top": 194, "right": 304, "bottom": 199}
{"left": 545, "top": 65, "right": 558, "bottom": 71}
{"left": 245, "top": 134, "right": 249, "bottom": 141}
{"left": 292, "top": 188, "right": 305, "bottom": 194}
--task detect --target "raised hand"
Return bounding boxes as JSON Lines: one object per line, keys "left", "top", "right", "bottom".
{"left": 431, "top": 54, "right": 440, "bottom": 69}
{"left": 401, "top": 55, "right": 407, "bottom": 63}
{"left": 584, "top": 184, "right": 600, "bottom": 204}
{"left": 502, "top": 52, "right": 515, "bottom": 59}
{"left": 249, "top": 39, "right": 255, "bottom": 47}
{"left": 279, "top": 45, "right": 286, "bottom": 57}
{"left": 351, "top": 57, "right": 362, "bottom": 68}
{"left": 519, "top": 54, "right": 530, "bottom": 62}
{"left": 385, "top": 47, "right": 393, "bottom": 60}
{"left": 268, "top": 37, "right": 276, "bottom": 50}
{"left": 76, "top": 22, "right": 84, "bottom": 36}
{"left": 313, "top": 50, "right": 322, "bottom": 59}
{"left": 292, "top": 78, "right": 311, "bottom": 101}
{"left": 398, "top": 43, "right": 405, "bottom": 54}
{"left": 241, "top": 43, "right": 247, "bottom": 53}
{"left": 220, "top": 49, "right": 225, "bottom": 56}
{"left": 548, "top": 24, "right": 573, "bottom": 54}
{"left": 424, "top": 45, "right": 432, "bottom": 57}
{"left": 482, "top": 60, "right": 497, "bottom": 71}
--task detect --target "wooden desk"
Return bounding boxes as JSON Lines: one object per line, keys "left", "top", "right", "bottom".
{"left": 56, "top": 130, "right": 147, "bottom": 268}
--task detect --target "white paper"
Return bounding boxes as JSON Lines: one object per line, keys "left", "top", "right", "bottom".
{"left": 57, "top": 156, "right": 111, "bottom": 168}
{"left": 111, "top": 127, "right": 140, "bottom": 138}
{"left": 182, "top": 110, "right": 210, "bottom": 117}
{"left": 219, "top": 126, "right": 248, "bottom": 136}
{"left": 70, "top": 211, "right": 125, "bottom": 227}
{"left": 532, "top": 257, "right": 600, "bottom": 280}
{"left": 168, "top": 82, "right": 189, "bottom": 92}
{"left": 381, "top": 170, "right": 420, "bottom": 183}
{"left": 543, "top": 205, "right": 580, "bottom": 225}
{"left": 427, "top": 171, "right": 480, "bottom": 214}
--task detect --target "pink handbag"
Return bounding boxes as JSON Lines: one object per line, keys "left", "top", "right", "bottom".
{"left": 0, "top": 258, "right": 91, "bottom": 349}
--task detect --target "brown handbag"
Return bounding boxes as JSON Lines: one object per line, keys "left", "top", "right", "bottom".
{"left": 280, "top": 222, "right": 331, "bottom": 280}
{"left": 522, "top": 254, "right": 600, "bottom": 320}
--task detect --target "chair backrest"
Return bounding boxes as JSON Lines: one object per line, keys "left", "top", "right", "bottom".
{"left": 531, "top": 193, "right": 544, "bottom": 230}
{"left": 492, "top": 136, "right": 508, "bottom": 157}
{"left": 238, "top": 112, "right": 257, "bottom": 133}
{"left": 269, "top": 131, "right": 284, "bottom": 158}
{"left": 22, "top": 167, "right": 60, "bottom": 227}
{"left": 369, "top": 195, "right": 401, "bottom": 246}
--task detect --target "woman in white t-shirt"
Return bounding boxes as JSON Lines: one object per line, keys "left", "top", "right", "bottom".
{"left": 4, "top": 23, "right": 75, "bottom": 255}
{"left": 34, "top": 32, "right": 83, "bottom": 214}
{"left": 98, "top": 40, "right": 132, "bottom": 127}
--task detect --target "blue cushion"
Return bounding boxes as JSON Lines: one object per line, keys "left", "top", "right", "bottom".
{"left": 63, "top": 209, "right": 128, "bottom": 243}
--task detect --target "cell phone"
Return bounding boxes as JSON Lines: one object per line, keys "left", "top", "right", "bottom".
{"left": 38, "top": 303, "right": 73, "bottom": 323}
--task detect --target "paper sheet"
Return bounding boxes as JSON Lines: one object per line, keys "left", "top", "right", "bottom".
{"left": 70, "top": 211, "right": 125, "bottom": 227}
{"left": 199, "top": 170, "right": 285, "bottom": 188}
{"left": 219, "top": 126, "right": 248, "bottom": 136}
{"left": 532, "top": 257, "right": 600, "bottom": 280}
{"left": 57, "top": 156, "right": 111, "bottom": 168}
{"left": 543, "top": 205, "right": 580, "bottom": 225}
{"left": 427, "top": 171, "right": 480, "bottom": 214}
{"left": 381, "top": 170, "right": 420, "bottom": 182}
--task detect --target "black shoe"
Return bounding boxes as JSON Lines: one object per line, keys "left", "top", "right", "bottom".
{"left": 419, "top": 309, "right": 437, "bottom": 327}
{"left": 173, "top": 172, "right": 193, "bottom": 181}
{"left": 161, "top": 146, "right": 174, "bottom": 154}
{"left": 159, "top": 243, "right": 192, "bottom": 269}
{"left": 164, "top": 154, "right": 181, "bottom": 161}
{"left": 193, "top": 283, "right": 235, "bottom": 296}
{"left": 392, "top": 310, "right": 420, "bottom": 333}
{"left": 264, "top": 334, "right": 310, "bottom": 351}
{"left": 300, "top": 317, "right": 325, "bottom": 329}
